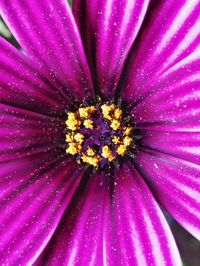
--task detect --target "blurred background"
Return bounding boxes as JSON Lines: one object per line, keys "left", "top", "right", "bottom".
{"left": 0, "top": 0, "right": 200, "bottom": 265}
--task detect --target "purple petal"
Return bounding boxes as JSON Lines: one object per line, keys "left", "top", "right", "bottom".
{"left": 0, "top": 37, "right": 67, "bottom": 117}
{"left": 121, "top": 0, "right": 200, "bottom": 102}
{"left": 0, "top": 153, "right": 83, "bottom": 265}
{"left": 140, "top": 130, "right": 200, "bottom": 165}
{"left": 130, "top": 54, "right": 200, "bottom": 131}
{"left": 35, "top": 163, "right": 181, "bottom": 265}
{"left": 73, "top": 0, "right": 149, "bottom": 98}
{"left": 0, "top": 0, "right": 94, "bottom": 101}
{"left": 0, "top": 104, "right": 64, "bottom": 162}
{"left": 135, "top": 148, "right": 200, "bottom": 241}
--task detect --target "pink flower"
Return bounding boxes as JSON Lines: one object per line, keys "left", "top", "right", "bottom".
{"left": 0, "top": 0, "right": 200, "bottom": 265}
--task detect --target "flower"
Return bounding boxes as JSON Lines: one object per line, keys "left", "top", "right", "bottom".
{"left": 0, "top": 0, "right": 200, "bottom": 265}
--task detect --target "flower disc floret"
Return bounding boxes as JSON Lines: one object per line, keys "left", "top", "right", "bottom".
{"left": 65, "top": 100, "right": 134, "bottom": 168}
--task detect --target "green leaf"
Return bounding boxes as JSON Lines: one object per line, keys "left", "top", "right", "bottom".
{"left": 0, "top": 19, "right": 12, "bottom": 38}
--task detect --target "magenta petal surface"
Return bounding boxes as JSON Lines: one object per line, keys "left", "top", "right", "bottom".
{"left": 0, "top": 104, "right": 64, "bottom": 162}
{"left": 0, "top": 0, "right": 94, "bottom": 101}
{"left": 130, "top": 52, "right": 200, "bottom": 131}
{"left": 121, "top": 0, "right": 200, "bottom": 102}
{"left": 140, "top": 130, "right": 200, "bottom": 165}
{"left": 0, "top": 153, "right": 83, "bottom": 265}
{"left": 0, "top": 38, "right": 67, "bottom": 117}
{"left": 35, "top": 163, "right": 181, "bottom": 266}
{"left": 73, "top": 0, "right": 149, "bottom": 98}
{"left": 135, "top": 149, "right": 200, "bottom": 241}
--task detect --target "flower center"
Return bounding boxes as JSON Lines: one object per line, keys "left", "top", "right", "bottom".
{"left": 65, "top": 99, "right": 133, "bottom": 168}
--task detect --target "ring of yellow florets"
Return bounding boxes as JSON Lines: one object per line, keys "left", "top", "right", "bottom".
{"left": 65, "top": 101, "right": 133, "bottom": 168}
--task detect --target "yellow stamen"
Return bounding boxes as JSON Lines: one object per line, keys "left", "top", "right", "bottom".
{"left": 65, "top": 112, "right": 81, "bottom": 131}
{"left": 78, "top": 107, "right": 89, "bottom": 118}
{"left": 124, "top": 126, "right": 132, "bottom": 135}
{"left": 88, "top": 106, "right": 96, "bottom": 112}
{"left": 123, "top": 136, "right": 132, "bottom": 146}
{"left": 67, "top": 112, "right": 76, "bottom": 120}
{"left": 79, "top": 106, "right": 96, "bottom": 118}
{"left": 101, "top": 104, "right": 110, "bottom": 115}
{"left": 66, "top": 143, "right": 79, "bottom": 155}
{"left": 112, "top": 136, "right": 120, "bottom": 145}
{"left": 74, "top": 133, "right": 84, "bottom": 143}
{"left": 114, "top": 108, "right": 122, "bottom": 119}
{"left": 102, "top": 145, "right": 115, "bottom": 161}
{"left": 83, "top": 119, "right": 93, "bottom": 129}
{"left": 104, "top": 114, "right": 112, "bottom": 120}
{"left": 101, "top": 103, "right": 116, "bottom": 120}
{"left": 88, "top": 157, "right": 99, "bottom": 167}
{"left": 110, "top": 119, "right": 120, "bottom": 130}
{"left": 65, "top": 132, "right": 74, "bottom": 142}
{"left": 117, "top": 145, "right": 127, "bottom": 156}
{"left": 87, "top": 147, "right": 95, "bottom": 156}
{"left": 82, "top": 154, "right": 100, "bottom": 167}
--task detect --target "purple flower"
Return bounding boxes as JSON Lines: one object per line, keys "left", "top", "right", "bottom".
{"left": 0, "top": 0, "right": 200, "bottom": 265}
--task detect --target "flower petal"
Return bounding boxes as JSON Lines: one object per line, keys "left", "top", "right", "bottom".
{"left": 139, "top": 130, "right": 200, "bottom": 165}
{"left": 0, "top": 0, "right": 94, "bottom": 100}
{"left": 135, "top": 148, "right": 200, "bottom": 241}
{"left": 0, "top": 152, "right": 83, "bottom": 265}
{"left": 121, "top": 0, "right": 200, "bottom": 102}
{"left": 35, "top": 164, "right": 181, "bottom": 266}
{"left": 130, "top": 51, "right": 200, "bottom": 132}
{"left": 0, "top": 103, "right": 64, "bottom": 162}
{"left": 0, "top": 37, "right": 67, "bottom": 117}
{"left": 73, "top": 0, "right": 149, "bottom": 98}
